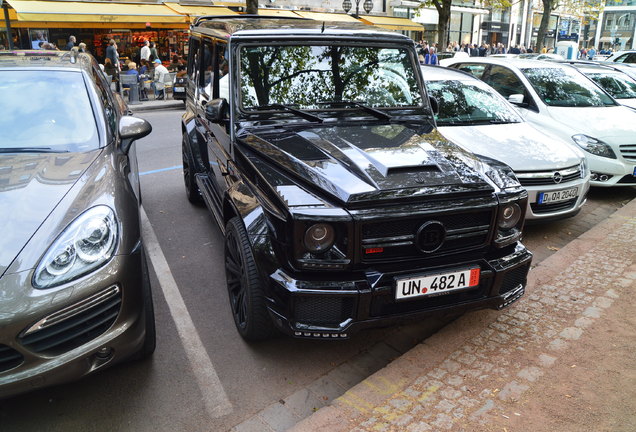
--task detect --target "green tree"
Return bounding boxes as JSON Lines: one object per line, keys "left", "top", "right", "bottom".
{"left": 535, "top": 0, "right": 604, "bottom": 52}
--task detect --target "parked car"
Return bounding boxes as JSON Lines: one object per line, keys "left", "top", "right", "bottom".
{"left": 517, "top": 53, "right": 564, "bottom": 61}
{"left": 446, "top": 57, "right": 636, "bottom": 187}
{"left": 0, "top": 50, "right": 155, "bottom": 398}
{"left": 603, "top": 50, "right": 636, "bottom": 64}
{"left": 182, "top": 16, "right": 532, "bottom": 341}
{"left": 173, "top": 68, "right": 187, "bottom": 103}
{"left": 564, "top": 61, "right": 636, "bottom": 110}
{"left": 421, "top": 65, "right": 590, "bottom": 222}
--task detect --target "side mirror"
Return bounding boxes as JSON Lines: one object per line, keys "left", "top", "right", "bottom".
{"left": 205, "top": 98, "right": 228, "bottom": 122}
{"left": 429, "top": 95, "right": 439, "bottom": 115}
{"left": 119, "top": 116, "right": 152, "bottom": 155}
{"left": 508, "top": 94, "right": 525, "bottom": 105}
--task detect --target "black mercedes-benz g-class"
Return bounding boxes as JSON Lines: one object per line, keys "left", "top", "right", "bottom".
{"left": 181, "top": 16, "right": 532, "bottom": 340}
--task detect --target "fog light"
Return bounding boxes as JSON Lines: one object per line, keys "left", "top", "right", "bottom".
{"left": 498, "top": 203, "right": 521, "bottom": 230}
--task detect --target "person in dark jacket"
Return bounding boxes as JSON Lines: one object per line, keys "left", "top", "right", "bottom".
{"left": 65, "top": 35, "right": 76, "bottom": 51}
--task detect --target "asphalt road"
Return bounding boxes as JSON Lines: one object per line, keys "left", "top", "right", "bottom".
{"left": 1, "top": 108, "right": 634, "bottom": 432}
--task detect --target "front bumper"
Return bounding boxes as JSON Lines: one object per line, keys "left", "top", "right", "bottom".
{"left": 587, "top": 153, "right": 636, "bottom": 187}
{"left": 266, "top": 243, "right": 532, "bottom": 339}
{"left": 524, "top": 178, "right": 589, "bottom": 222}
{"left": 0, "top": 250, "right": 147, "bottom": 399}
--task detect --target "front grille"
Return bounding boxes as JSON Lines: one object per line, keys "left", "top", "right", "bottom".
{"left": 370, "top": 286, "right": 486, "bottom": 317}
{"left": 360, "top": 210, "right": 493, "bottom": 262}
{"left": 530, "top": 198, "right": 577, "bottom": 214}
{"left": 620, "top": 144, "right": 636, "bottom": 161}
{"left": 294, "top": 296, "right": 354, "bottom": 327}
{"left": 517, "top": 166, "right": 581, "bottom": 186}
{"left": 499, "top": 264, "right": 529, "bottom": 295}
{"left": 0, "top": 344, "right": 24, "bottom": 373}
{"left": 19, "top": 287, "right": 122, "bottom": 355}
{"left": 617, "top": 175, "right": 636, "bottom": 184}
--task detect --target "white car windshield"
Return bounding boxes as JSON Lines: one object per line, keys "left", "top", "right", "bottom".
{"left": 521, "top": 67, "right": 616, "bottom": 107}
{"left": 0, "top": 71, "right": 99, "bottom": 152}
{"left": 239, "top": 45, "right": 423, "bottom": 112}
{"left": 426, "top": 79, "right": 522, "bottom": 126}
{"left": 587, "top": 72, "right": 636, "bottom": 100}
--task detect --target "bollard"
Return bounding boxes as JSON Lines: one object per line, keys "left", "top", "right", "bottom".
{"left": 128, "top": 81, "right": 141, "bottom": 105}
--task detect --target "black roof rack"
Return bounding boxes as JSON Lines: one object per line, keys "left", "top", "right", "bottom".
{"left": 192, "top": 14, "right": 307, "bottom": 27}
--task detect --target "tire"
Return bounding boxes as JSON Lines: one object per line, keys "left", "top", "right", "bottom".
{"left": 225, "top": 217, "right": 277, "bottom": 341}
{"left": 132, "top": 247, "right": 156, "bottom": 360}
{"left": 182, "top": 136, "right": 203, "bottom": 205}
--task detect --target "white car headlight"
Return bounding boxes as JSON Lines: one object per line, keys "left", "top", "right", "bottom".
{"left": 572, "top": 134, "right": 617, "bottom": 159}
{"left": 33, "top": 206, "right": 118, "bottom": 289}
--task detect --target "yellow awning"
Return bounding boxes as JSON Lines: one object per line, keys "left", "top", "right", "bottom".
{"left": 359, "top": 15, "right": 422, "bottom": 31}
{"left": 257, "top": 9, "right": 300, "bottom": 18}
{"left": 164, "top": 3, "right": 237, "bottom": 19}
{"left": 293, "top": 11, "right": 361, "bottom": 23}
{"left": 7, "top": 0, "right": 186, "bottom": 24}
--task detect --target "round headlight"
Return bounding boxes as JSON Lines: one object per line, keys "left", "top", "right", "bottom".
{"left": 303, "top": 223, "right": 335, "bottom": 253}
{"left": 498, "top": 203, "right": 521, "bottom": 230}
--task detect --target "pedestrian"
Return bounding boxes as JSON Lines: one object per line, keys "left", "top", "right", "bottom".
{"left": 140, "top": 40, "right": 150, "bottom": 62}
{"left": 78, "top": 42, "right": 87, "bottom": 54}
{"left": 587, "top": 46, "right": 596, "bottom": 60}
{"left": 106, "top": 39, "right": 120, "bottom": 69}
{"left": 149, "top": 41, "right": 159, "bottom": 62}
{"left": 65, "top": 35, "right": 76, "bottom": 51}
{"left": 152, "top": 58, "right": 169, "bottom": 100}
{"left": 424, "top": 47, "right": 438, "bottom": 65}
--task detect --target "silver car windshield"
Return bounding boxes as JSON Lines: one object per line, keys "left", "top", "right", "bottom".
{"left": 521, "top": 67, "right": 616, "bottom": 107}
{"left": 587, "top": 72, "right": 636, "bottom": 100}
{"left": 0, "top": 70, "right": 99, "bottom": 152}
{"left": 239, "top": 45, "right": 423, "bottom": 112}
{"left": 426, "top": 79, "right": 522, "bottom": 125}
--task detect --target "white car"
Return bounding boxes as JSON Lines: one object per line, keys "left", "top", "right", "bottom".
{"left": 603, "top": 50, "right": 636, "bottom": 64}
{"left": 421, "top": 65, "right": 589, "bottom": 221}
{"left": 446, "top": 58, "right": 636, "bottom": 187}
{"left": 567, "top": 62, "right": 636, "bottom": 110}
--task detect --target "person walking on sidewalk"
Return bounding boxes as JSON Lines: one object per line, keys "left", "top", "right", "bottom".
{"left": 149, "top": 42, "right": 159, "bottom": 62}
{"left": 65, "top": 35, "right": 76, "bottom": 51}
{"left": 140, "top": 40, "right": 150, "bottom": 62}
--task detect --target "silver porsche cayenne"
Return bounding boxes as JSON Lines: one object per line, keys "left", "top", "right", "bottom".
{"left": 0, "top": 50, "right": 155, "bottom": 398}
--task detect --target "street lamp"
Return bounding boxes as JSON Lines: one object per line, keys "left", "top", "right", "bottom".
{"left": 342, "top": 0, "right": 373, "bottom": 17}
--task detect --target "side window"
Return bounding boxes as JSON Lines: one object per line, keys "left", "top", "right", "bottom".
{"left": 216, "top": 42, "right": 228, "bottom": 101}
{"left": 201, "top": 39, "right": 214, "bottom": 97}
{"left": 625, "top": 53, "right": 636, "bottom": 63}
{"left": 482, "top": 65, "right": 525, "bottom": 98}
{"left": 187, "top": 37, "right": 200, "bottom": 82}
{"left": 451, "top": 63, "right": 487, "bottom": 79}
{"left": 91, "top": 67, "right": 117, "bottom": 142}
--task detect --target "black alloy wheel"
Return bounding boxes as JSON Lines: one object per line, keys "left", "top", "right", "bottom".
{"left": 225, "top": 217, "right": 276, "bottom": 341}
{"left": 182, "top": 136, "right": 203, "bottom": 204}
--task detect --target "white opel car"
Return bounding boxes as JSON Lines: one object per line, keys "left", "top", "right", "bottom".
{"left": 445, "top": 58, "right": 636, "bottom": 187}
{"left": 422, "top": 65, "right": 589, "bottom": 221}
{"left": 566, "top": 62, "right": 636, "bottom": 110}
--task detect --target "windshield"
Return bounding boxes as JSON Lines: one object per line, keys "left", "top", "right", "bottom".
{"left": 426, "top": 79, "right": 522, "bottom": 125}
{"left": 521, "top": 67, "right": 616, "bottom": 107}
{"left": 239, "top": 45, "right": 423, "bottom": 114}
{"left": 0, "top": 70, "right": 99, "bottom": 152}
{"left": 587, "top": 72, "right": 636, "bottom": 100}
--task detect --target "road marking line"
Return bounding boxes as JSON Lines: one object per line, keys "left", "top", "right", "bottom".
{"left": 140, "top": 165, "right": 182, "bottom": 176}
{"left": 140, "top": 207, "right": 233, "bottom": 418}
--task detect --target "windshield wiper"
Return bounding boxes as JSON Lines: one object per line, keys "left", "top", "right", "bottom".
{"left": 317, "top": 100, "right": 392, "bottom": 120}
{"left": 0, "top": 147, "right": 69, "bottom": 153}
{"left": 254, "top": 104, "right": 323, "bottom": 123}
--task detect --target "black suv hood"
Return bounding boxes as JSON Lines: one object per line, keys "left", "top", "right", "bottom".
{"left": 240, "top": 123, "right": 495, "bottom": 205}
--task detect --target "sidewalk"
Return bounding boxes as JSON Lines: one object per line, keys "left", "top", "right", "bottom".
{"left": 290, "top": 198, "right": 636, "bottom": 432}
{"left": 125, "top": 94, "right": 184, "bottom": 112}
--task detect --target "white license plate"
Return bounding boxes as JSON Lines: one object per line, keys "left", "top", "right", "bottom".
{"left": 174, "top": 87, "right": 185, "bottom": 92}
{"left": 395, "top": 268, "right": 480, "bottom": 300}
{"left": 538, "top": 187, "right": 578, "bottom": 204}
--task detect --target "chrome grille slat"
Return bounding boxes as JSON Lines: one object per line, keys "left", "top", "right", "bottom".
{"left": 620, "top": 144, "right": 636, "bottom": 160}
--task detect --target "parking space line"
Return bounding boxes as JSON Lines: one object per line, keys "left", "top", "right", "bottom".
{"left": 140, "top": 207, "right": 233, "bottom": 418}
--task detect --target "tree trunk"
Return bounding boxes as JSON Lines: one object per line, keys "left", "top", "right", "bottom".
{"left": 536, "top": 0, "right": 553, "bottom": 52}
{"left": 246, "top": 0, "right": 258, "bottom": 15}
{"left": 434, "top": 0, "right": 452, "bottom": 48}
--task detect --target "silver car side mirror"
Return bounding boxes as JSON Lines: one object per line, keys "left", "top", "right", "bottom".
{"left": 119, "top": 116, "right": 152, "bottom": 155}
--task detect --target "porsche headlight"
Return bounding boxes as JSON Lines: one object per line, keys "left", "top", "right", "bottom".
{"left": 33, "top": 206, "right": 118, "bottom": 289}
{"left": 572, "top": 135, "right": 616, "bottom": 159}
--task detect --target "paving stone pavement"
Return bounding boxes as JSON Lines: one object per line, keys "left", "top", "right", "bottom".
{"left": 289, "top": 197, "right": 636, "bottom": 432}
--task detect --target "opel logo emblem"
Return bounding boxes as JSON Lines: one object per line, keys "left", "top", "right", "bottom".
{"left": 416, "top": 221, "right": 446, "bottom": 253}
{"left": 553, "top": 172, "right": 563, "bottom": 184}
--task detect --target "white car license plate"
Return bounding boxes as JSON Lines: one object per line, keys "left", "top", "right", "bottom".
{"left": 538, "top": 187, "right": 578, "bottom": 204}
{"left": 395, "top": 268, "right": 480, "bottom": 300}
{"left": 174, "top": 87, "right": 185, "bottom": 92}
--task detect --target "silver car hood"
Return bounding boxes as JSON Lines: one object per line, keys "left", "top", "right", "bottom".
{"left": 0, "top": 151, "right": 100, "bottom": 276}
{"left": 437, "top": 122, "right": 582, "bottom": 172}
